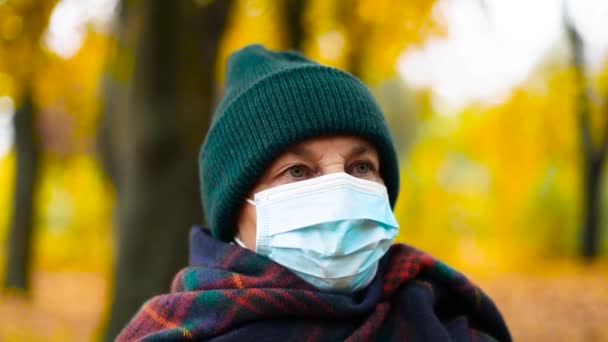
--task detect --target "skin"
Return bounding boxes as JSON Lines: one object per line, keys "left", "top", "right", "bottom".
{"left": 235, "top": 135, "right": 384, "bottom": 250}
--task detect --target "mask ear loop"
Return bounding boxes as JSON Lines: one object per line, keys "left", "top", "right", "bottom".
{"left": 233, "top": 198, "right": 255, "bottom": 248}
{"left": 233, "top": 235, "right": 248, "bottom": 248}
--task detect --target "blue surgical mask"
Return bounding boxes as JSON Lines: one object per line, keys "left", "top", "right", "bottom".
{"left": 239, "top": 172, "right": 399, "bottom": 293}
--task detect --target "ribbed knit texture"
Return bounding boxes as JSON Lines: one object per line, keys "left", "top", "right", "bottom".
{"left": 199, "top": 44, "right": 400, "bottom": 241}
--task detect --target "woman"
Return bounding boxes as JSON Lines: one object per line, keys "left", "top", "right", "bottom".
{"left": 116, "top": 44, "right": 511, "bottom": 341}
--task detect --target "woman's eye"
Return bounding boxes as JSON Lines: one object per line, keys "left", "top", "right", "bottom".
{"left": 286, "top": 165, "right": 307, "bottom": 178}
{"left": 352, "top": 162, "right": 371, "bottom": 175}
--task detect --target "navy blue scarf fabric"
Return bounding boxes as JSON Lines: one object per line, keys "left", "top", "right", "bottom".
{"left": 117, "top": 227, "right": 511, "bottom": 341}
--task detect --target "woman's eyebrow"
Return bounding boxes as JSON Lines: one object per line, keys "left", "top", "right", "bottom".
{"left": 286, "top": 145, "right": 313, "bottom": 158}
{"left": 285, "top": 144, "right": 370, "bottom": 159}
{"left": 348, "top": 145, "right": 370, "bottom": 159}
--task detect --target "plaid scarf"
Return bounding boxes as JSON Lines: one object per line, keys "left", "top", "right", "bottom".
{"left": 116, "top": 226, "right": 511, "bottom": 341}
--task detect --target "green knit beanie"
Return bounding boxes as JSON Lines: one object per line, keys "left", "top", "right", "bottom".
{"left": 199, "top": 44, "right": 400, "bottom": 241}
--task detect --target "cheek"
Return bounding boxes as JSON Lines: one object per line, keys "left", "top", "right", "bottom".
{"left": 236, "top": 203, "right": 258, "bottom": 249}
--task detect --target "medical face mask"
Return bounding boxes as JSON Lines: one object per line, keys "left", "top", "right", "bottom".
{"left": 240, "top": 172, "right": 399, "bottom": 293}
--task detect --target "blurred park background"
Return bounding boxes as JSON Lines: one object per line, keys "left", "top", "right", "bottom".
{"left": 0, "top": 0, "right": 607, "bottom": 340}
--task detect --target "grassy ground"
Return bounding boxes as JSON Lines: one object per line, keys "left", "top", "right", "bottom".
{"left": 0, "top": 263, "right": 607, "bottom": 341}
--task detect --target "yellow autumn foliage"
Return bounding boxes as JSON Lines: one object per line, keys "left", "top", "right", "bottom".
{"left": 1, "top": 1, "right": 608, "bottom": 340}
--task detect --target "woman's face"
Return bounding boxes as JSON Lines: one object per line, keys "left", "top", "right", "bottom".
{"left": 236, "top": 135, "right": 383, "bottom": 250}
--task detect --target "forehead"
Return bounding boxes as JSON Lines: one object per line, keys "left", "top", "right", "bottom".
{"left": 285, "top": 135, "right": 378, "bottom": 156}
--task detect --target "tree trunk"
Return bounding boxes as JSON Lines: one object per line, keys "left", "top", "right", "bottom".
{"left": 283, "top": 0, "right": 307, "bottom": 51}
{"left": 336, "top": 0, "right": 366, "bottom": 78}
{"left": 564, "top": 9, "right": 608, "bottom": 260}
{"left": 4, "top": 93, "right": 39, "bottom": 292}
{"left": 100, "top": 1, "right": 233, "bottom": 340}
{"left": 582, "top": 157, "right": 605, "bottom": 258}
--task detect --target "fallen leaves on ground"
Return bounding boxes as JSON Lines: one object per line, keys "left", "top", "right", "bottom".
{"left": 0, "top": 271, "right": 106, "bottom": 341}
{"left": 473, "top": 261, "right": 608, "bottom": 342}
